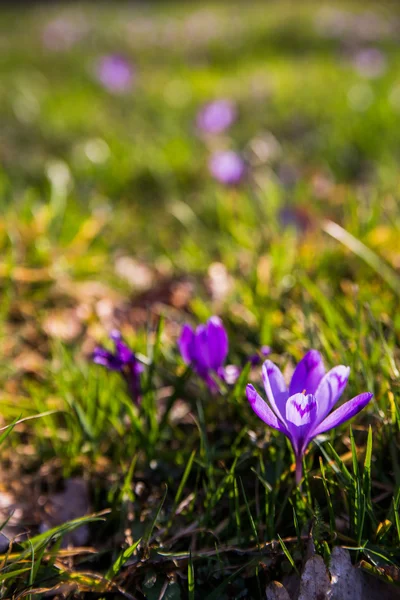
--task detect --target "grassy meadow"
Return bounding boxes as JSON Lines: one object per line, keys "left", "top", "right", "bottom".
{"left": 0, "top": 1, "right": 399, "bottom": 597}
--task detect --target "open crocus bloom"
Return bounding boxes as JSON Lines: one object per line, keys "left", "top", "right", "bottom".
{"left": 178, "top": 316, "right": 239, "bottom": 391}
{"left": 246, "top": 350, "right": 373, "bottom": 483}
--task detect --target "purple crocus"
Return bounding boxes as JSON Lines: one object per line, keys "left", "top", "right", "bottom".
{"left": 93, "top": 330, "right": 143, "bottom": 405}
{"left": 352, "top": 47, "right": 387, "bottom": 79}
{"left": 246, "top": 350, "right": 373, "bottom": 483}
{"left": 208, "top": 151, "right": 246, "bottom": 185}
{"left": 178, "top": 316, "right": 239, "bottom": 391}
{"left": 95, "top": 55, "right": 135, "bottom": 94}
{"left": 196, "top": 99, "right": 237, "bottom": 134}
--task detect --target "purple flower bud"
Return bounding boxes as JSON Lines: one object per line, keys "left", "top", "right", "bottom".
{"left": 208, "top": 151, "right": 246, "bottom": 185}
{"left": 178, "top": 316, "right": 238, "bottom": 392}
{"left": 249, "top": 346, "right": 272, "bottom": 366}
{"left": 196, "top": 99, "right": 237, "bottom": 134}
{"left": 246, "top": 350, "right": 373, "bottom": 483}
{"left": 92, "top": 331, "right": 143, "bottom": 405}
{"left": 95, "top": 55, "right": 135, "bottom": 93}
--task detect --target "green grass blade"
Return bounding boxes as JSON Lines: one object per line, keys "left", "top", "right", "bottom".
{"left": 106, "top": 538, "right": 141, "bottom": 580}
{"left": 323, "top": 220, "right": 400, "bottom": 297}
{"left": 239, "top": 476, "right": 259, "bottom": 549}
{"left": 188, "top": 551, "right": 195, "bottom": 600}
{"left": 278, "top": 535, "right": 299, "bottom": 575}
{"left": 143, "top": 484, "right": 168, "bottom": 547}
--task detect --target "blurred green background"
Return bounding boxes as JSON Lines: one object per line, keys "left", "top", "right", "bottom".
{"left": 0, "top": 0, "right": 399, "bottom": 422}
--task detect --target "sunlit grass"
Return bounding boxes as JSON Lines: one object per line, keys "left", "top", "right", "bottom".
{"left": 0, "top": 0, "right": 398, "bottom": 597}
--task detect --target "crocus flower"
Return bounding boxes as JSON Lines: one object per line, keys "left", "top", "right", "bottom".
{"left": 95, "top": 55, "right": 135, "bottom": 93}
{"left": 351, "top": 47, "right": 387, "bottom": 79}
{"left": 196, "top": 99, "right": 237, "bottom": 134}
{"left": 246, "top": 350, "right": 373, "bottom": 483}
{"left": 178, "top": 316, "right": 239, "bottom": 391}
{"left": 208, "top": 151, "right": 246, "bottom": 185}
{"left": 93, "top": 330, "right": 143, "bottom": 405}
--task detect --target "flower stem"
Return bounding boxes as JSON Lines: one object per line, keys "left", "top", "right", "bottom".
{"left": 295, "top": 456, "right": 303, "bottom": 485}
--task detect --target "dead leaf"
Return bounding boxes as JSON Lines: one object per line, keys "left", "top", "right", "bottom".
{"left": 207, "top": 262, "right": 233, "bottom": 304}
{"left": 298, "top": 555, "right": 330, "bottom": 600}
{"left": 0, "top": 489, "right": 27, "bottom": 544}
{"left": 329, "top": 547, "right": 400, "bottom": 600}
{"left": 115, "top": 256, "right": 154, "bottom": 290}
{"left": 43, "top": 309, "right": 83, "bottom": 342}
{"left": 14, "top": 350, "right": 46, "bottom": 374}
{"left": 265, "top": 581, "right": 291, "bottom": 600}
{"left": 41, "top": 478, "right": 90, "bottom": 547}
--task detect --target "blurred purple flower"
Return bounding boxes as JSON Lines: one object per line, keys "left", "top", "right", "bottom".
{"left": 178, "top": 316, "right": 239, "bottom": 391}
{"left": 352, "top": 47, "right": 387, "bottom": 79}
{"left": 93, "top": 330, "right": 143, "bottom": 405}
{"left": 246, "top": 350, "right": 373, "bottom": 483}
{"left": 208, "top": 151, "right": 246, "bottom": 185}
{"left": 249, "top": 346, "right": 271, "bottom": 366}
{"left": 196, "top": 99, "right": 237, "bottom": 134}
{"left": 279, "top": 205, "right": 313, "bottom": 233}
{"left": 95, "top": 55, "right": 135, "bottom": 93}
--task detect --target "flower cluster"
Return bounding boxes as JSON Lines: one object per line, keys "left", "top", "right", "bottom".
{"left": 195, "top": 98, "right": 246, "bottom": 186}
{"left": 93, "top": 320, "right": 372, "bottom": 483}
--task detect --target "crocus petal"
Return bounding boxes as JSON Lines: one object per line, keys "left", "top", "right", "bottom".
{"left": 285, "top": 392, "right": 318, "bottom": 456}
{"left": 286, "top": 393, "right": 317, "bottom": 426}
{"left": 289, "top": 350, "right": 326, "bottom": 396}
{"left": 220, "top": 364, "right": 240, "bottom": 385}
{"left": 262, "top": 361, "right": 288, "bottom": 422}
{"left": 311, "top": 392, "right": 373, "bottom": 437}
{"left": 178, "top": 324, "right": 196, "bottom": 365}
{"left": 206, "top": 316, "right": 228, "bottom": 370}
{"left": 194, "top": 324, "right": 212, "bottom": 370}
{"left": 114, "top": 339, "right": 134, "bottom": 364}
{"left": 92, "top": 347, "right": 122, "bottom": 371}
{"left": 246, "top": 385, "right": 286, "bottom": 432}
{"left": 133, "top": 360, "right": 145, "bottom": 374}
{"left": 315, "top": 365, "right": 350, "bottom": 424}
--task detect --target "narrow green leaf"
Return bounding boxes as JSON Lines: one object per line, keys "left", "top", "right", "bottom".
{"left": 278, "top": 535, "right": 299, "bottom": 575}
{"left": 239, "top": 476, "right": 259, "bottom": 549}
{"left": 106, "top": 538, "right": 141, "bottom": 580}
{"left": 323, "top": 220, "right": 400, "bottom": 297}
{"left": 363, "top": 425, "right": 373, "bottom": 511}
{"left": 143, "top": 484, "right": 168, "bottom": 546}
{"left": 174, "top": 450, "right": 196, "bottom": 509}
{"left": 349, "top": 426, "right": 359, "bottom": 478}
{"left": 188, "top": 551, "right": 195, "bottom": 600}
{"left": 319, "top": 457, "right": 335, "bottom": 534}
